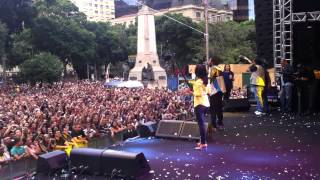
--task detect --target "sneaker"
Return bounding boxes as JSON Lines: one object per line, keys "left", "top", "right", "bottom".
{"left": 254, "top": 111, "right": 263, "bottom": 116}
{"left": 195, "top": 143, "right": 208, "bottom": 150}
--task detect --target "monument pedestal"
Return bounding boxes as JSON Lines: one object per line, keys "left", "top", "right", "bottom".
{"left": 128, "top": 5, "right": 167, "bottom": 88}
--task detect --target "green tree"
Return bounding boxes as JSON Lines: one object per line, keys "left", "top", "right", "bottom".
{"left": 0, "top": 0, "right": 35, "bottom": 33}
{"left": 31, "top": 16, "right": 96, "bottom": 78}
{"left": 19, "top": 52, "right": 63, "bottom": 84}
{"left": 8, "top": 28, "right": 34, "bottom": 68}
{"left": 0, "top": 21, "right": 8, "bottom": 56}
{"left": 155, "top": 14, "right": 205, "bottom": 67}
{"left": 208, "top": 20, "right": 256, "bottom": 64}
{"left": 125, "top": 23, "right": 137, "bottom": 56}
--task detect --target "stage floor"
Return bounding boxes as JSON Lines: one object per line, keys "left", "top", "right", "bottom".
{"left": 110, "top": 113, "right": 320, "bottom": 180}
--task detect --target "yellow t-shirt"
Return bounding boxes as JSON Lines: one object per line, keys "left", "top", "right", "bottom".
{"left": 191, "top": 79, "right": 210, "bottom": 108}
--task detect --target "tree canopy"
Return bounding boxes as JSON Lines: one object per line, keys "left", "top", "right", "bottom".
{"left": 19, "top": 52, "right": 63, "bottom": 84}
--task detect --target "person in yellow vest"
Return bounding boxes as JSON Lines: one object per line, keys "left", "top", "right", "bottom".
{"left": 188, "top": 64, "right": 210, "bottom": 150}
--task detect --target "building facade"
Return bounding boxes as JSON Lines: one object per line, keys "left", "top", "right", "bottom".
{"left": 111, "top": 4, "right": 233, "bottom": 27}
{"left": 70, "top": 0, "right": 115, "bottom": 22}
{"left": 227, "top": 0, "right": 249, "bottom": 21}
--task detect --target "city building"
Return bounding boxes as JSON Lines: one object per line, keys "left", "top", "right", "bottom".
{"left": 70, "top": 0, "right": 115, "bottom": 22}
{"left": 227, "top": 0, "right": 249, "bottom": 21}
{"left": 111, "top": 3, "right": 233, "bottom": 27}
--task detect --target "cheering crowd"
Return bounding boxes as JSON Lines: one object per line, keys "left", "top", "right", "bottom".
{"left": 0, "top": 81, "right": 193, "bottom": 166}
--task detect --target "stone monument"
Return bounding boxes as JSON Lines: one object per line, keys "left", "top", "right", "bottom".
{"left": 128, "top": 5, "right": 167, "bottom": 88}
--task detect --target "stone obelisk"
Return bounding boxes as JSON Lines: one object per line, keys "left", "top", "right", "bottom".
{"left": 128, "top": 5, "right": 167, "bottom": 88}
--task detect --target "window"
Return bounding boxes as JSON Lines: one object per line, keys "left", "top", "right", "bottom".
{"left": 100, "top": 5, "right": 103, "bottom": 8}
{"left": 217, "top": 16, "right": 221, "bottom": 22}
{"left": 220, "top": 15, "right": 224, "bottom": 21}
{"left": 100, "top": 11, "right": 104, "bottom": 14}
{"left": 105, "top": 5, "right": 109, "bottom": 8}
{"left": 196, "top": 12, "right": 201, "bottom": 18}
{"left": 95, "top": 10, "right": 98, "bottom": 14}
{"left": 94, "top": 4, "right": 98, "bottom": 7}
{"left": 226, "top": 16, "right": 231, "bottom": 21}
{"left": 211, "top": 15, "right": 216, "bottom": 22}
{"left": 111, "top": 12, "right": 114, "bottom": 15}
{"left": 89, "top": 3, "right": 92, "bottom": 6}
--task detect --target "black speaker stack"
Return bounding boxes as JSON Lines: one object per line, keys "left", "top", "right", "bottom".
{"left": 254, "top": 0, "right": 273, "bottom": 66}
{"left": 36, "top": 148, "right": 150, "bottom": 179}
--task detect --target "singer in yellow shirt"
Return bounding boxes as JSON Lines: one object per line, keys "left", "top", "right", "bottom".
{"left": 189, "top": 65, "right": 210, "bottom": 150}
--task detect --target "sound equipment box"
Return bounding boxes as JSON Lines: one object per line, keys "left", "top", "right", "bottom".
{"left": 100, "top": 149, "right": 150, "bottom": 178}
{"left": 223, "top": 98, "right": 250, "bottom": 112}
{"left": 180, "top": 121, "right": 208, "bottom": 140}
{"left": 138, "top": 121, "right": 157, "bottom": 137}
{"left": 69, "top": 148, "right": 150, "bottom": 178}
{"left": 36, "top": 150, "right": 68, "bottom": 175}
{"left": 70, "top": 148, "right": 104, "bottom": 175}
{"left": 155, "top": 120, "right": 184, "bottom": 138}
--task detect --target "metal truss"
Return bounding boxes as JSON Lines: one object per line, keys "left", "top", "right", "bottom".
{"left": 292, "top": 12, "right": 307, "bottom": 22}
{"left": 292, "top": 11, "right": 320, "bottom": 22}
{"left": 273, "top": 0, "right": 292, "bottom": 77}
{"left": 308, "top": 11, "right": 320, "bottom": 21}
{"left": 273, "top": 1, "right": 320, "bottom": 78}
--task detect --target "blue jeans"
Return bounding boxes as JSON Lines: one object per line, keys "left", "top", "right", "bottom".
{"left": 251, "top": 85, "right": 264, "bottom": 112}
{"left": 195, "top": 105, "right": 207, "bottom": 144}
{"left": 280, "top": 82, "right": 293, "bottom": 112}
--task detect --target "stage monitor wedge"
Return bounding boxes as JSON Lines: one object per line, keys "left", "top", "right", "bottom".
{"left": 138, "top": 121, "right": 157, "bottom": 137}
{"left": 37, "top": 150, "right": 68, "bottom": 175}
{"left": 156, "top": 120, "right": 184, "bottom": 138}
{"left": 70, "top": 148, "right": 104, "bottom": 175}
{"left": 100, "top": 149, "right": 151, "bottom": 178}
{"left": 180, "top": 121, "right": 208, "bottom": 140}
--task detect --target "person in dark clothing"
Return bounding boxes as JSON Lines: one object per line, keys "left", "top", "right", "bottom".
{"left": 280, "top": 59, "right": 294, "bottom": 112}
{"left": 222, "top": 64, "right": 234, "bottom": 100}
{"left": 209, "top": 66, "right": 226, "bottom": 130}
{"left": 262, "top": 63, "right": 271, "bottom": 114}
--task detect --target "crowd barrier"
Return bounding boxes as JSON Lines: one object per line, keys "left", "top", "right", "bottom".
{"left": 0, "top": 132, "right": 124, "bottom": 180}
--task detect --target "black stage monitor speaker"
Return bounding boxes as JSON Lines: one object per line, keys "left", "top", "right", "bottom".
{"left": 180, "top": 121, "right": 208, "bottom": 140}
{"left": 138, "top": 121, "right": 157, "bottom": 137}
{"left": 223, "top": 99, "right": 250, "bottom": 112}
{"left": 100, "top": 149, "right": 151, "bottom": 178}
{"left": 37, "top": 150, "right": 68, "bottom": 175}
{"left": 70, "top": 148, "right": 104, "bottom": 175}
{"left": 156, "top": 120, "right": 184, "bottom": 138}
